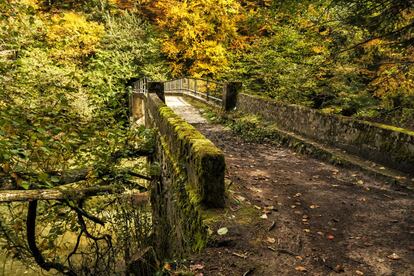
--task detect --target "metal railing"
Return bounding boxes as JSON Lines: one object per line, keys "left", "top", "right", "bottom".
{"left": 164, "top": 78, "right": 224, "bottom": 104}
{"left": 133, "top": 78, "right": 149, "bottom": 94}
{"left": 132, "top": 77, "right": 225, "bottom": 106}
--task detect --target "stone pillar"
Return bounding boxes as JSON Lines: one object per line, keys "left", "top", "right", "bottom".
{"left": 131, "top": 93, "right": 145, "bottom": 120}
{"left": 148, "top": 82, "right": 165, "bottom": 103}
{"left": 222, "top": 82, "right": 241, "bottom": 111}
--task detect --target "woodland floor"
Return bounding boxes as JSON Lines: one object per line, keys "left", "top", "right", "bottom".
{"left": 166, "top": 96, "right": 414, "bottom": 276}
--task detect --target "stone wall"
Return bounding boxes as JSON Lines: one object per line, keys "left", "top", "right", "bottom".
{"left": 143, "top": 93, "right": 225, "bottom": 258}
{"left": 237, "top": 93, "right": 414, "bottom": 175}
{"left": 145, "top": 94, "right": 225, "bottom": 207}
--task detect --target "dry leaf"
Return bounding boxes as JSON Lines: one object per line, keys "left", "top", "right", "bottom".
{"left": 327, "top": 234, "right": 335, "bottom": 240}
{"left": 163, "top": 263, "right": 172, "bottom": 271}
{"left": 355, "top": 270, "right": 364, "bottom": 275}
{"left": 260, "top": 214, "right": 268, "bottom": 219}
{"left": 190, "top": 264, "right": 204, "bottom": 271}
{"left": 266, "top": 237, "right": 276, "bottom": 244}
{"left": 387, "top": 253, "right": 401, "bottom": 260}
{"left": 333, "top": 264, "right": 344, "bottom": 272}
{"left": 234, "top": 195, "right": 246, "bottom": 202}
{"left": 264, "top": 205, "right": 276, "bottom": 211}
{"left": 295, "top": 266, "right": 307, "bottom": 272}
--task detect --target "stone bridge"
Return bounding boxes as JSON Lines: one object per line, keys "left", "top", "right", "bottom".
{"left": 129, "top": 78, "right": 414, "bottom": 269}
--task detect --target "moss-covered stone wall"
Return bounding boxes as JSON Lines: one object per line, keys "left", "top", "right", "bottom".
{"left": 237, "top": 93, "right": 414, "bottom": 175}
{"left": 143, "top": 93, "right": 225, "bottom": 259}
{"left": 146, "top": 94, "right": 225, "bottom": 207}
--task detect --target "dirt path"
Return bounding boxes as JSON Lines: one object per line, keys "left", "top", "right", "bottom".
{"left": 166, "top": 96, "right": 414, "bottom": 276}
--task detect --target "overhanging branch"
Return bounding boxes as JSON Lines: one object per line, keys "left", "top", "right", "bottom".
{"left": 26, "top": 200, "right": 77, "bottom": 275}
{"left": 0, "top": 186, "right": 149, "bottom": 204}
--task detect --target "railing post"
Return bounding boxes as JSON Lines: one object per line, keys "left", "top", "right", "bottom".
{"left": 222, "top": 82, "right": 241, "bottom": 111}
{"left": 148, "top": 81, "right": 165, "bottom": 103}
{"left": 206, "top": 80, "right": 210, "bottom": 100}
{"left": 194, "top": 79, "right": 197, "bottom": 96}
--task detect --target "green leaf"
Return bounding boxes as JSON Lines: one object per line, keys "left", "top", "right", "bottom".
{"left": 20, "top": 181, "right": 30, "bottom": 190}
{"left": 51, "top": 176, "right": 60, "bottom": 183}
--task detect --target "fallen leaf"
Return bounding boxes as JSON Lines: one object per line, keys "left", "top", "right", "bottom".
{"left": 294, "top": 193, "right": 302, "bottom": 197}
{"left": 295, "top": 266, "right": 307, "bottom": 272}
{"left": 327, "top": 234, "right": 335, "bottom": 240}
{"left": 264, "top": 205, "right": 277, "bottom": 211}
{"left": 334, "top": 264, "right": 344, "bottom": 273}
{"left": 217, "top": 227, "right": 228, "bottom": 235}
{"left": 266, "top": 237, "right": 276, "bottom": 244}
{"left": 387, "top": 253, "right": 401, "bottom": 260}
{"left": 309, "top": 204, "right": 319, "bottom": 209}
{"left": 190, "top": 264, "right": 204, "bottom": 271}
{"left": 234, "top": 195, "right": 246, "bottom": 202}
{"left": 303, "top": 229, "right": 310, "bottom": 233}
{"left": 260, "top": 214, "right": 268, "bottom": 219}
{"left": 163, "top": 263, "right": 172, "bottom": 271}
{"left": 355, "top": 270, "right": 364, "bottom": 275}
{"left": 317, "top": 231, "right": 324, "bottom": 236}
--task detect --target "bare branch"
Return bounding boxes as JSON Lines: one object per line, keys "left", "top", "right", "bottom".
{"left": 26, "top": 200, "right": 77, "bottom": 275}
{"left": 0, "top": 186, "right": 149, "bottom": 203}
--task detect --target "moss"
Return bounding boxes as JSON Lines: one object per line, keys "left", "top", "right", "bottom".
{"left": 357, "top": 118, "right": 414, "bottom": 136}
{"left": 200, "top": 208, "right": 227, "bottom": 225}
{"left": 235, "top": 205, "right": 261, "bottom": 225}
{"left": 191, "top": 139, "right": 222, "bottom": 156}
{"left": 192, "top": 230, "right": 208, "bottom": 252}
{"left": 156, "top": 134, "right": 208, "bottom": 255}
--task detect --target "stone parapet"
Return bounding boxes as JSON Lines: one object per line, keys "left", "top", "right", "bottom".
{"left": 237, "top": 93, "right": 414, "bottom": 175}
